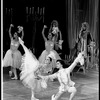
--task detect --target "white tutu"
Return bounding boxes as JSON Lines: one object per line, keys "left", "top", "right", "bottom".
{"left": 38, "top": 50, "right": 49, "bottom": 64}
{"left": 38, "top": 50, "right": 61, "bottom": 64}
{"left": 20, "top": 41, "right": 47, "bottom": 92}
{"left": 3, "top": 49, "right": 22, "bottom": 68}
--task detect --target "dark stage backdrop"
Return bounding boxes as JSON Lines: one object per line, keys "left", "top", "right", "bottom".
{"left": 3, "top": 0, "right": 69, "bottom": 59}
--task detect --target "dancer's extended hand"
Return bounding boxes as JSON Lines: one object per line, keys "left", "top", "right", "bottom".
{"left": 59, "top": 40, "right": 63, "bottom": 45}
{"left": 75, "top": 51, "right": 84, "bottom": 65}
{"left": 44, "top": 25, "right": 47, "bottom": 28}
{"left": 10, "top": 24, "right": 14, "bottom": 27}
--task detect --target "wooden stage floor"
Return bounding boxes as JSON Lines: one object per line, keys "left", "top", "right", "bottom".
{"left": 2, "top": 67, "right": 99, "bottom": 100}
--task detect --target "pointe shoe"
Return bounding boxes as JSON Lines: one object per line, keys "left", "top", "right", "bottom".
{"left": 35, "top": 99, "right": 39, "bottom": 100}
{"left": 11, "top": 77, "right": 18, "bottom": 80}
{"left": 51, "top": 95, "right": 55, "bottom": 100}
{"left": 31, "top": 97, "right": 39, "bottom": 100}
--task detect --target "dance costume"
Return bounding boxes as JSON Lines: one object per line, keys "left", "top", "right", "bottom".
{"left": 39, "top": 51, "right": 85, "bottom": 100}
{"left": 19, "top": 38, "right": 47, "bottom": 93}
{"left": 38, "top": 40, "right": 61, "bottom": 73}
{"left": 3, "top": 38, "right": 22, "bottom": 68}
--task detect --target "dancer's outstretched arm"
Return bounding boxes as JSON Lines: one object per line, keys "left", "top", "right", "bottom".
{"left": 42, "top": 25, "right": 47, "bottom": 42}
{"left": 39, "top": 72, "right": 57, "bottom": 81}
{"left": 66, "top": 52, "right": 84, "bottom": 73}
{"left": 9, "top": 24, "right": 13, "bottom": 39}
{"left": 48, "top": 73, "right": 57, "bottom": 80}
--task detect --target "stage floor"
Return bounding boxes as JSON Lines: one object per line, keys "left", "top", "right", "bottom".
{"left": 2, "top": 68, "right": 99, "bottom": 100}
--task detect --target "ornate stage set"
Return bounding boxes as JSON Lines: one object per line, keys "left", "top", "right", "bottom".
{"left": 4, "top": 4, "right": 99, "bottom": 75}
{"left": 3, "top": 0, "right": 99, "bottom": 100}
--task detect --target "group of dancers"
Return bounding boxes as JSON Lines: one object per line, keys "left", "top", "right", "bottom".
{"left": 18, "top": 36, "right": 84, "bottom": 100}
{"left": 3, "top": 20, "right": 97, "bottom": 100}
{"left": 3, "top": 20, "right": 63, "bottom": 79}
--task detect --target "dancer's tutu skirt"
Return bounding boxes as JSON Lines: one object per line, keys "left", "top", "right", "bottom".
{"left": 20, "top": 71, "right": 47, "bottom": 93}
{"left": 38, "top": 50, "right": 61, "bottom": 64}
{"left": 3, "top": 49, "right": 22, "bottom": 68}
{"left": 20, "top": 48, "right": 47, "bottom": 93}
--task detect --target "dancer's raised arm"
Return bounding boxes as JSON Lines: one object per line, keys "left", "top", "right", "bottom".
{"left": 9, "top": 24, "right": 13, "bottom": 39}
{"left": 42, "top": 25, "right": 47, "bottom": 41}
{"left": 66, "top": 51, "right": 84, "bottom": 73}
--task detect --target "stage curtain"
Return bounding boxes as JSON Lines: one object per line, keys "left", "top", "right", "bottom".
{"left": 67, "top": 0, "right": 99, "bottom": 49}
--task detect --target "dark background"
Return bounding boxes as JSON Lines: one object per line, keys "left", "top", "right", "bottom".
{"left": 3, "top": 0, "right": 69, "bottom": 59}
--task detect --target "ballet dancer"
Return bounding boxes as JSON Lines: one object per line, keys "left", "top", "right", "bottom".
{"left": 40, "top": 56, "right": 54, "bottom": 75}
{"left": 38, "top": 25, "right": 61, "bottom": 73}
{"left": 3, "top": 24, "right": 24, "bottom": 79}
{"left": 19, "top": 37, "right": 48, "bottom": 100}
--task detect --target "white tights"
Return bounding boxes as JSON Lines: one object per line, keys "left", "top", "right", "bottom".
{"left": 52, "top": 86, "right": 77, "bottom": 100}
{"left": 31, "top": 89, "right": 39, "bottom": 100}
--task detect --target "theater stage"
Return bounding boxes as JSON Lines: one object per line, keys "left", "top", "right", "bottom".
{"left": 3, "top": 67, "right": 99, "bottom": 100}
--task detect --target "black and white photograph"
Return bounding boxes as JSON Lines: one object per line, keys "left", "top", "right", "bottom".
{"left": 2, "top": 0, "right": 99, "bottom": 100}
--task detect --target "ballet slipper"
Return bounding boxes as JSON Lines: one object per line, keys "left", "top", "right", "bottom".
{"left": 35, "top": 99, "right": 39, "bottom": 100}
{"left": 31, "top": 97, "right": 39, "bottom": 100}
{"left": 11, "top": 77, "right": 18, "bottom": 80}
{"left": 51, "top": 94, "right": 55, "bottom": 100}
{"left": 11, "top": 77, "right": 15, "bottom": 80}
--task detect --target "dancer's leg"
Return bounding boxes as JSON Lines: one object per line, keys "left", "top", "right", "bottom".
{"left": 68, "top": 87, "right": 77, "bottom": 100}
{"left": 52, "top": 91, "right": 63, "bottom": 100}
{"left": 11, "top": 68, "right": 18, "bottom": 79}
{"left": 52, "top": 85, "right": 64, "bottom": 100}
{"left": 11, "top": 53, "right": 17, "bottom": 79}
{"left": 31, "top": 89, "right": 39, "bottom": 100}
{"left": 31, "top": 89, "right": 35, "bottom": 100}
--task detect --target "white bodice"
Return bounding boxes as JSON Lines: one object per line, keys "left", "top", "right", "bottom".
{"left": 57, "top": 69, "right": 68, "bottom": 84}
{"left": 10, "top": 38, "right": 19, "bottom": 50}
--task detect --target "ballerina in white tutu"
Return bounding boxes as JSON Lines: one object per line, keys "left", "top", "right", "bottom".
{"left": 19, "top": 37, "right": 49, "bottom": 100}
{"left": 38, "top": 25, "right": 61, "bottom": 73}
{"left": 40, "top": 50, "right": 60, "bottom": 75}
{"left": 3, "top": 24, "right": 24, "bottom": 79}
{"left": 39, "top": 51, "right": 85, "bottom": 100}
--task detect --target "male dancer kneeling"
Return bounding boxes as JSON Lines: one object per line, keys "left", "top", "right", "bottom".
{"left": 39, "top": 51, "right": 84, "bottom": 100}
